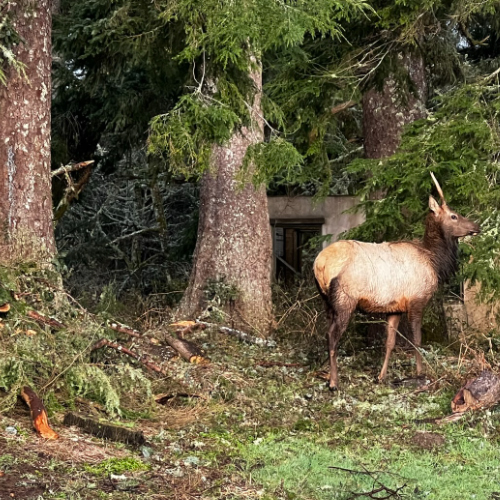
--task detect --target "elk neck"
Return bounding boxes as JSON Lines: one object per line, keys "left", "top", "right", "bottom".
{"left": 422, "top": 213, "right": 459, "bottom": 284}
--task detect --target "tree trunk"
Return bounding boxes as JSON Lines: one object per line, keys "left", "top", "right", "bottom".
{"left": 362, "top": 51, "right": 427, "bottom": 159}
{"left": 179, "top": 65, "right": 273, "bottom": 335}
{"left": 0, "top": 1, "right": 56, "bottom": 265}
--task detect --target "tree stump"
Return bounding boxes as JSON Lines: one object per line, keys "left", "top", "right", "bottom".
{"left": 451, "top": 370, "right": 500, "bottom": 413}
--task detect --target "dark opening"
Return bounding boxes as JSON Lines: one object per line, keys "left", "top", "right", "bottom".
{"left": 271, "top": 219, "right": 324, "bottom": 283}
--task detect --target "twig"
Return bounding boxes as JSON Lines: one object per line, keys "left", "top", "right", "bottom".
{"left": 349, "top": 484, "right": 406, "bottom": 499}
{"left": 459, "top": 22, "right": 489, "bottom": 48}
{"left": 91, "top": 338, "right": 166, "bottom": 375}
{"left": 41, "top": 336, "right": 98, "bottom": 392}
{"left": 330, "top": 465, "right": 406, "bottom": 499}
{"left": 482, "top": 66, "right": 500, "bottom": 84}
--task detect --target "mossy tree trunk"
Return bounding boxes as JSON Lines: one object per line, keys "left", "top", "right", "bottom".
{"left": 179, "top": 65, "right": 273, "bottom": 335}
{"left": 362, "top": 51, "right": 427, "bottom": 159}
{"left": 0, "top": 0, "right": 56, "bottom": 265}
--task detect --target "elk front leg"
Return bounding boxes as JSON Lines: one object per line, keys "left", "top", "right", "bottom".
{"left": 378, "top": 314, "right": 401, "bottom": 381}
{"left": 408, "top": 307, "right": 424, "bottom": 375}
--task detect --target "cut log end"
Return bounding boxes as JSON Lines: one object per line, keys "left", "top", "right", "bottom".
{"left": 20, "top": 386, "right": 59, "bottom": 440}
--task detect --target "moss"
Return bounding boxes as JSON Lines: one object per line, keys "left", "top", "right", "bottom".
{"left": 84, "top": 457, "right": 150, "bottom": 476}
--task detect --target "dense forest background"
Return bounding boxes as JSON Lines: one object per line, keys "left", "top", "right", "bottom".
{"left": 1, "top": 2, "right": 500, "bottom": 499}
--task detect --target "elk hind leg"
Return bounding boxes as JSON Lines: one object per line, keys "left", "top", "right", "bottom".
{"left": 378, "top": 314, "right": 401, "bottom": 381}
{"left": 326, "top": 281, "right": 355, "bottom": 390}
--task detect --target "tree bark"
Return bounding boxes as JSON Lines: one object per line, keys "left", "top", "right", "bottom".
{"left": 0, "top": 1, "right": 56, "bottom": 265}
{"left": 178, "top": 65, "right": 273, "bottom": 335}
{"left": 362, "top": 51, "right": 427, "bottom": 159}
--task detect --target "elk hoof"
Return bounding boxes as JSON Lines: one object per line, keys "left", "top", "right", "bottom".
{"left": 328, "top": 383, "right": 338, "bottom": 392}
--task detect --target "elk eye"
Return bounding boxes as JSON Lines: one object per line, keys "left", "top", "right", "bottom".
{"left": 451, "top": 214, "right": 458, "bottom": 220}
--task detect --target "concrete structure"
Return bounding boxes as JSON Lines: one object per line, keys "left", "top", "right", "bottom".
{"left": 267, "top": 196, "right": 364, "bottom": 281}
{"left": 268, "top": 196, "right": 364, "bottom": 244}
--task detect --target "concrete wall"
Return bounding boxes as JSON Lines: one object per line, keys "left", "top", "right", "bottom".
{"left": 267, "top": 196, "right": 365, "bottom": 245}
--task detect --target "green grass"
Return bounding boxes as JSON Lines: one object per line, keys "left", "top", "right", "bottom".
{"left": 238, "top": 433, "right": 500, "bottom": 499}
{"left": 84, "top": 457, "right": 150, "bottom": 475}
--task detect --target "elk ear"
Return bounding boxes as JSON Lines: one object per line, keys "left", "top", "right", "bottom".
{"left": 429, "top": 195, "right": 441, "bottom": 215}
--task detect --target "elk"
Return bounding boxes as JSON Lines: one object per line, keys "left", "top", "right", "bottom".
{"left": 314, "top": 173, "right": 480, "bottom": 390}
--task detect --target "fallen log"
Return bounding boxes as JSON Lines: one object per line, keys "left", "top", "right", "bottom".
{"left": 163, "top": 334, "right": 209, "bottom": 365}
{"left": 91, "top": 339, "right": 166, "bottom": 375}
{"left": 451, "top": 370, "right": 500, "bottom": 413}
{"left": 28, "top": 310, "right": 66, "bottom": 330}
{"left": 196, "top": 321, "right": 277, "bottom": 347}
{"left": 20, "top": 386, "right": 59, "bottom": 440}
{"left": 63, "top": 412, "right": 145, "bottom": 446}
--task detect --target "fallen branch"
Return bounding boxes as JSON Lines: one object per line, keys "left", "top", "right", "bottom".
{"left": 63, "top": 412, "right": 145, "bottom": 447}
{"left": 329, "top": 465, "right": 406, "bottom": 499}
{"left": 108, "top": 320, "right": 206, "bottom": 362}
{"left": 20, "top": 386, "right": 59, "bottom": 440}
{"left": 155, "top": 393, "right": 206, "bottom": 404}
{"left": 169, "top": 320, "right": 206, "bottom": 338}
{"left": 28, "top": 310, "right": 66, "bottom": 330}
{"left": 108, "top": 321, "right": 142, "bottom": 338}
{"left": 196, "top": 320, "right": 277, "bottom": 347}
{"left": 163, "top": 334, "right": 209, "bottom": 365}
{"left": 51, "top": 160, "right": 94, "bottom": 177}
{"left": 331, "top": 99, "right": 356, "bottom": 115}
{"left": 91, "top": 339, "right": 166, "bottom": 375}
{"left": 257, "top": 361, "right": 305, "bottom": 368}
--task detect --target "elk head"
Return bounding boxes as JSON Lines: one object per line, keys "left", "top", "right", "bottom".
{"left": 429, "top": 172, "right": 481, "bottom": 238}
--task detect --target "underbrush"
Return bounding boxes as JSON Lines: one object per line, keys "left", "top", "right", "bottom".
{"left": 0, "top": 264, "right": 157, "bottom": 416}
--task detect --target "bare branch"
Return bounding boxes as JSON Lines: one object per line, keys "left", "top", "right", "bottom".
{"left": 51, "top": 160, "right": 94, "bottom": 178}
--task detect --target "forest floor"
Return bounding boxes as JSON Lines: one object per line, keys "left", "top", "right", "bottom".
{"left": 1, "top": 306, "right": 500, "bottom": 500}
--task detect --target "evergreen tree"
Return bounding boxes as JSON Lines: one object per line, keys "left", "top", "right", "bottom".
{"left": 148, "top": 0, "right": 368, "bottom": 332}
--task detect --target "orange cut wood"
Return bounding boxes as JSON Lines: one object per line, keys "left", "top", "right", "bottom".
{"left": 20, "top": 386, "right": 59, "bottom": 440}
{"left": 169, "top": 320, "right": 196, "bottom": 328}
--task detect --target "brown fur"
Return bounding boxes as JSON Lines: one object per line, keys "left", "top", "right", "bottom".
{"left": 314, "top": 192, "right": 480, "bottom": 390}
